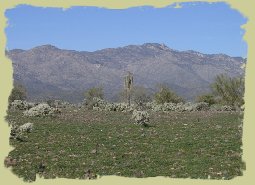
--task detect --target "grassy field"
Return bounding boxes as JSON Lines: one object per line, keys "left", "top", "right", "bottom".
{"left": 5, "top": 108, "right": 245, "bottom": 181}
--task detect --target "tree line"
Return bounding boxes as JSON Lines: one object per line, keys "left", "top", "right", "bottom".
{"left": 9, "top": 73, "right": 245, "bottom": 108}
{"left": 83, "top": 74, "right": 245, "bottom": 108}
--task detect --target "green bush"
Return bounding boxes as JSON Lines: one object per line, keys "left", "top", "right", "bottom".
{"left": 23, "top": 103, "right": 61, "bottom": 117}
{"left": 10, "top": 100, "right": 35, "bottom": 110}
{"left": 84, "top": 86, "right": 104, "bottom": 101}
{"left": 8, "top": 83, "right": 27, "bottom": 104}
{"left": 154, "top": 84, "right": 184, "bottom": 104}
{"left": 84, "top": 86, "right": 104, "bottom": 109}
{"left": 196, "top": 94, "right": 216, "bottom": 106}
{"left": 211, "top": 74, "right": 244, "bottom": 107}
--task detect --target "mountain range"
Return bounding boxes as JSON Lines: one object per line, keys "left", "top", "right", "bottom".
{"left": 6, "top": 43, "right": 245, "bottom": 103}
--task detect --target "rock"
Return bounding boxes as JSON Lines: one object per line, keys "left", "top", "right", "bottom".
{"left": 4, "top": 157, "right": 17, "bottom": 167}
{"left": 90, "top": 149, "right": 97, "bottom": 154}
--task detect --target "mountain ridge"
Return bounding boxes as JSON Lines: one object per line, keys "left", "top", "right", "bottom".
{"left": 8, "top": 43, "right": 245, "bottom": 59}
{"left": 6, "top": 43, "right": 245, "bottom": 103}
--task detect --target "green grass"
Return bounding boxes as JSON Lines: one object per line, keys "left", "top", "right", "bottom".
{"left": 5, "top": 108, "right": 245, "bottom": 181}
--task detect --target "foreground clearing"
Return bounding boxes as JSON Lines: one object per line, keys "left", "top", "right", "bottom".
{"left": 5, "top": 108, "right": 245, "bottom": 181}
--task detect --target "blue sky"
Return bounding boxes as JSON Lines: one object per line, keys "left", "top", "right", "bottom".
{"left": 5, "top": 2, "right": 247, "bottom": 57}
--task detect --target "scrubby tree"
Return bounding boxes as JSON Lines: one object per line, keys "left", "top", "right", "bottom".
{"left": 211, "top": 74, "right": 244, "bottom": 107}
{"left": 154, "top": 84, "right": 184, "bottom": 104}
{"left": 132, "top": 86, "right": 151, "bottom": 105}
{"left": 46, "top": 99, "right": 56, "bottom": 107}
{"left": 118, "top": 85, "right": 151, "bottom": 105}
{"left": 8, "top": 82, "right": 27, "bottom": 104}
{"left": 84, "top": 86, "right": 104, "bottom": 109}
{"left": 196, "top": 94, "right": 216, "bottom": 106}
{"left": 84, "top": 86, "right": 104, "bottom": 101}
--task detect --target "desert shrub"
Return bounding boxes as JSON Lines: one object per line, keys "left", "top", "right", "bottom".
{"left": 170, "top": 102, "right": 184, "bottom": 111}
{"left": 54, "top": 100, "right": 71, "bottom": 108}
{"left": 18, "top": 122, "right": 34, "bottom": 133}
{"left": 23, "top": 103, "right": 60, "bottom": 117}
{"left": 221, "top": 105, "right": 236, "bottom": 111}
{"left": 84, "top": 86, "right": 104, "bottom": 106}
{"left": 132, "top": 110, "right": 149, "bottom": 126}
{"left": 211, "top": 74, "right": 244, "bottom": 107}
{"left": 84, "top": 86, "right": 104, "bottom": 109}
{"left": 174, "top": 102, "right": 207, "bottom": 112}
{"left": 148, "top": 101, "right": 179, "bottom": 112}
{"left": 10, "top": 123, "right": 34, "bottom": 141}
{"left": 117, "top": 86, "right": 151, "bottom": 107}
{"left": 10, "top": 100, "right": 35, "bottom": 110}
{"left": 157, "top": 102, "right": 180, "bottom": 112}
{"left": 196, "top": 94, "right": 216, "bottom": 106}
{"left": 132, "top": 86, "right": 152, "bottom": 105}
{"left": 193, "top": 102, "right": 210, "bottom": 111}
{"left": 154, "top": 84, "right": 184, "bottom": 104}
{"left": 118, "top": 103, "right": 136, "bottom": 112}
{"left": 146, "top": 100, "right": 236, "bottom": 112}
{"left": 10, "top": 124, "right": 19, "bottom": 139}
{"left": 10, "top": 100, "right": 28, "bottom": 110}
{"left": 92, "top": 106, "right": 102, "bottom": 111}
{"left": 76, "top": 103, "right": 84, "bottom": 109}
{"left": 8, "top": 83, "right": 27, "bottom": 104}
{"left": 105, "top": 103, "right": 116, "bottom": 111}
{"left": 151, "top": 104, "right": 164, "bottom": 112}
{"left": 209, "top": 104, "right": 223, "bottom": 111}
{"left": 173, "top": 102, "right": 210, "bottom": 111}
{"left": 90, "top": 97, "right": 108, "bottom": 110}
{"left": 114, "top": 103, "right": 133, "bottom": 112}
{"left": 145, "top": 101, "right": 155, "bottom": 109}
{"left": 209, "top": 104, "right": 236, "bottom": 111}
{"left": 147, "top": 101, "right": 210, "bottom": 112}
{"left": 46, "top": 99, "right": 56, "bottom": 107}
{"left": 89, "top": 98, "right": 135, "bottom": 112}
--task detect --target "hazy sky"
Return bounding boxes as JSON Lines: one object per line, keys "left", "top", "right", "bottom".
{"left": 5, "top": 2, "right": 247, "bottom": 57}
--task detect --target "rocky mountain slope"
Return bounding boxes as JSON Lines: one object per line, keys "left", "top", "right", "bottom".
{"left": 6, "top": 43, "right": 245, "bottom": 103}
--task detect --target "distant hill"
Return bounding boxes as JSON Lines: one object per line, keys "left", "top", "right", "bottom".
{"left": 6, "top": 43, "right": 245, "bottom": 103}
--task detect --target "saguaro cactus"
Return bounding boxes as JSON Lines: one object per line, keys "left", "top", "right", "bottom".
{"left": 124, "top": 72, "right": 133, "bottom": 106}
